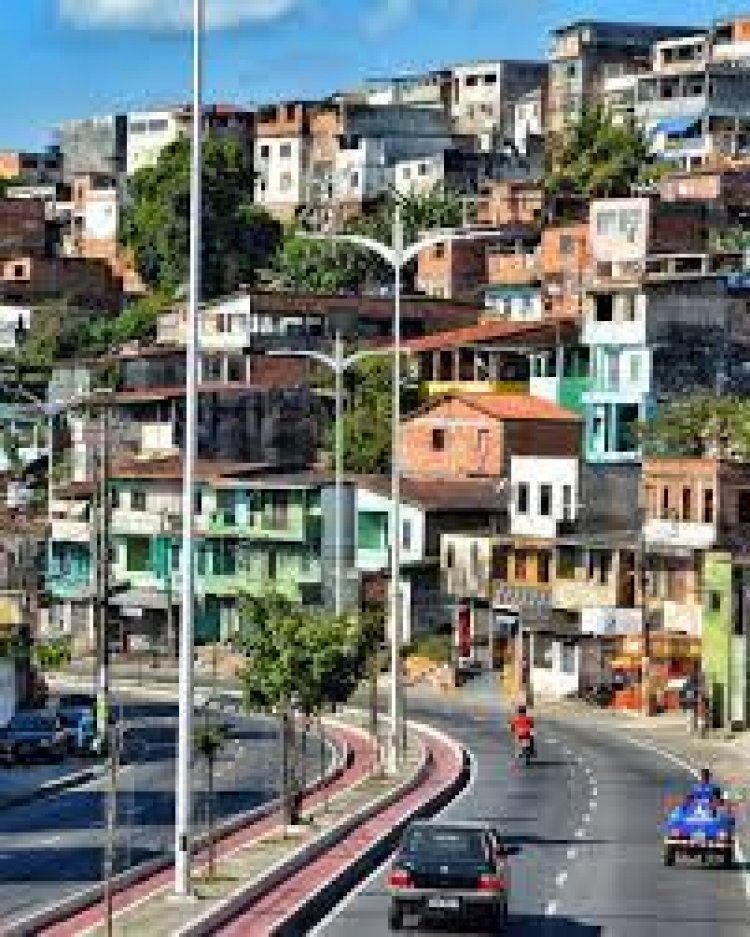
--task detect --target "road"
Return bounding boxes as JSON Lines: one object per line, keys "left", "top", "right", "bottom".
{"left": 0, "top": 696, "right": 314, "bottom": 926}
{"left": 317, "top": 685, "right": 750, "bottom": 936}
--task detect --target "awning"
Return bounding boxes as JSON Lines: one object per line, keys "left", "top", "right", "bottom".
{"left": 651, "top": 116, "right": 701, "bottom": 137}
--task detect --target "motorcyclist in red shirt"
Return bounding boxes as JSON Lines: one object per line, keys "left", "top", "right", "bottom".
{"left": 510, "top": 704, "right": 535, "bottom": 756}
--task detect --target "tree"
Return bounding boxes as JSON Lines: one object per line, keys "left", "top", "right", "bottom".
{"left": 238, "top": 594, "right": 366, "bottom": 826}
{"left": 640, "top": 394, "right": 750, "bottom": 459}
{"left": 121, "top": 137, "right": 282, "bottom": 300}
{"left": 546, "top": 107, "right": 650, "bottom": 200}
{"left": 272, "top": 184, "right": 463, "bottom": 294}
{"left": 194, "top": 711, "right": 226, "bottom": 878}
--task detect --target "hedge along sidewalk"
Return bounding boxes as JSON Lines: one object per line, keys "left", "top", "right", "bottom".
{"left": 46, "top": 715, "right": 415, "bottom": 937}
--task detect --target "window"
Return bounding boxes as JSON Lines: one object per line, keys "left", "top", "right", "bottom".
{"left": 402, "top": 167, "right": 412, "bottom": 180}
{"left": 13, "top": 265, "right": 24, "bottom": 279}
{"left": 622, "top": 294, "right": 637, "bottom": 322}
{"left": 279, "top": 143, "right": 292, "bottom": 159}
{"left": 126, "top": 536, "right": 150, "bottom": 572}
{"left": 271, "top": 494, "right": 288, "bottom": 528}
{"left": 259, "top": 144, "right": 270, "bottom": 158}
{"left": 432, "top": 428, "right": 445, "bottom": 451}
{"left": 470, "top": 541, "right": 480, "bottom": 579}
{"left": 661, "top": 486, "right": 670, "bottom": 518}
{"left": 516, "top": 482, "right": 529, "bottom": 514}
{"left": 738, "top": 490, "right": 750, "bottom": 524}
{"left": 194, "top": 490, "right": 203, "bottom": 515}
{"left": 418, "top": 162, "right": 428, "bottom": 176}
{"left": 402, "top": 520, "right": 412, "bottom": 551}
{"left": 491, "top": 546, "right": 508, "bottom": 580}
{"left": 279, "top": 172, "right": 293, "bottom": 192}
{"left": 484, "top": 73, "right": 498, "bottom": 85}
{"left": 465, "top": 74, "right": 479, "bottom": 87}
{"left": 477, "top": 429, "right": 489, "bottom": 462}
{"left": 559, "top": 235, "right": 574, "bottom": 256}
{"left": 350, "top": 171, "right": 359, "bottom": 189}
{"left": 131, "top": 490, "right": 146, "bottom": 512}
{"left": 538, "top": 551, "right": 551, "bottom": 584}
{"left": 110, "top": 489, "right": 120, "bottom": 510}
{"left": 433, "top": 243, "right": 445, "bottom": 259}
{"left": 227, "top": 356, "right": 244, "bottom": 382}
{"left": 594, "top": 294, "right": 613, "bottom": 322}
{"left": 267, "top": 551, "right": 277, "bottom": 580}
{"left": 708, "top": 591, "right": 721, "bottom": 613}
{"left": 629, "top": 354, "right": 641, "bottom": 384}
{"left": 596, "top": 210, "right": 618, "bottom": 236}
{"left": 446, "top": 543, "right": 455, "bottom": 569}
{"left": 359, "top": 511, "right": 388, "bottom": 550}
{"left": 562, "top": 485, "right": 572, "bottom": 521}
{"left": 514, "top": 550, "right": 528, "bottom": 581}
{"left": 560, "top": 642, "right": 576, "bottom": 675}
{"left": 682, "top": 487, "right": 692, "bottom": 522}
{"left": 703, "top": 488, "right": 715, "bottom": 523}
{"left": 557, "top": 545, "right": 576, "bottom": 579}
{"left": 285, "top": 104, "right": 296, "bottom": 120}
{"left": 539, "top": 483, "right": 552, "bottom": 517}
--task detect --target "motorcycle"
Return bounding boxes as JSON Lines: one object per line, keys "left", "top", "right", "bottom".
{"left": 516, "top": 733, "right": 534, "bottom": 766}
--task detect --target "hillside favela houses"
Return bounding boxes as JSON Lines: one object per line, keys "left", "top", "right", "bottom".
{"left": 0, "top": 12, "right": 749, "bottom": 733}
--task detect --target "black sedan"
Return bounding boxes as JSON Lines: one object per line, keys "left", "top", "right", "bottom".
{"left": 387, "top": 821, "right": 510, "bottom": 931}
{"left": 0, "top": 711, "right": 68, "bottom": 763}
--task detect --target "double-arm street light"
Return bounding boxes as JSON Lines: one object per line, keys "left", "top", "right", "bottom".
{"left": 268, "top": 335, "right": 391, "bottom": 616}
{"left": 301, "top": 208, "right": 505, "bottom": 775}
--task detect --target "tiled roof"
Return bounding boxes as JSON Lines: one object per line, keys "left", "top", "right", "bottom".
{"left": 403, "top": 317, "right": 578, "bottom": 353}
{"left": 109, "top": 458, "right": 270, "bottom": 481}
{"left": 409, "top": 391, "right": 581, "bottom": 423}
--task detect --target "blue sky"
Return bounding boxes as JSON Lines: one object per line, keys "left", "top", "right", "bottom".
{"left": 2, "top": 0, "right": 735, "bottom": 149}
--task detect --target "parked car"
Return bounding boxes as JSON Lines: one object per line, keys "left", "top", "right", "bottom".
{"left": 386, "top": 821, "right": 510, "bottom": 930}
{"left": 0, "top": 710, "right": 67, "bottom": 763}
{"left": 57, "top": 693, "right": 96, "bottom": 716}
{"left": 58, "top": 707, "right": 96, "bottom": 755}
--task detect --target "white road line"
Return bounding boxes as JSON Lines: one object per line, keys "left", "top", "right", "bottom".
{"left": 582, "top": 813, "right": 591, "bottom": 824}
{"left": 621, "top": 733, "right": 750, "bottom": 906}
{"left": 556, "top": 870, "right": 568, "bottom": 887}
{"left": 575, "top": 828, "right": 585, "bottom": 839}
{"left": 566, "top": 847, "right": 577, "bottom": 860}
{"left": 545, "top": 900, "right": 558, "bottom": 916}
{"left": 589, "top": 798, "right": 597, "bottom": 810}
{"left": 590, "top": 785, "right": 598, "bottom": 796}
{"left": 38, "top": 835, "right": 62, "bottom": 846}
{"left": 306, "top": 745, "right": 480, "bottom": 937}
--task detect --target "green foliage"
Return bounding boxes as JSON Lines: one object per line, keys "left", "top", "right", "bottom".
{"left": 238, "top": 594, "right": 368, "bottom": 716}
{"left": 194, "top": 721, "right": 226, "bottom": 761}
{"left": 272, "top": 184, "right": 463, "bottom": 293}
{"left": 34, "top": 639, "right": 72, "bottom": 670}
{"left": 640, "top": 394, "right": 750, "bottom": 459}
{"left": 326, "top": 355, "right": 407, "bottom": 475}
{"left": 546, "top": 107, "right": 650, "bottom": 200}
{"left": 404, "top": 633, "right": 454, "bottom": 664}
{"left": 122, "top": 137, "right": 282, "bottom": 300}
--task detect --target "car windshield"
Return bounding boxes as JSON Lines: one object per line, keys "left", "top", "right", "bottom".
{"left": 402, "top": 827, "right": 489, "bottom": 863}
{"left": 10, "top": 712, "right": 54, "bottom": 731}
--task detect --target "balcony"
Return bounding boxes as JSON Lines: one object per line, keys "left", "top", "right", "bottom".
{"left": 50, "top": 518, "right": 90, "bottom": 544}
{"left": 441, "top": 568, "right": 490, "bottom": 599}
{"left": 111, "top": 511, "right": 164, "bottom": 537}
{"left": 644, "top": 518, "right": 716, "bottom": 549}
{"left": 552, "top": 578, "right": 618, "bottom": 611}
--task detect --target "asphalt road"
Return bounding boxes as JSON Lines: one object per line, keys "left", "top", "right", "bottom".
{"left": 0, "top": 697, "right": 311, "bottom": 926}
{"left": 316, "top": 684, "right": 750, "bottom": 936}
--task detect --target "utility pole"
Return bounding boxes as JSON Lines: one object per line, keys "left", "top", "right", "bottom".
{"left": 104, "top": 708, "right": 119, "bottom": 937}
{"left": 96, "top": 406, "right": 111, "bottom": 750}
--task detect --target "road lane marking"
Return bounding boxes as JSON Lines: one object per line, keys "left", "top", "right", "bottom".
{"left": 545, "top": 900, "right": 558, "bottom": 916}
{"left": 589, "top": 798, "right": 597, "bottom": 810}
{"left": 556, "top": 870, "right": 568, "bottom": 887}
{"left": 590, "top": 785, "right": 598, "bottom": 796}
{"left": 38, "top": 835, "right": 62, "bottom": 846}
{"left": 583, "top": 813, "right": 591, "bottom": 824}
{"left": 575, "top": 828, "right": 585, "bottom": 838}
{"left": 567, "top": 847, "right": 577, "bottom": 860}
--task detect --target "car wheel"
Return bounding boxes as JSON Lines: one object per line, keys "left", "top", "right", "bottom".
{"left": 664, "top": 847, "right": 676, "bottom": 866}
{"left": 388, "top": 900, "right": 404, "bottom": 930}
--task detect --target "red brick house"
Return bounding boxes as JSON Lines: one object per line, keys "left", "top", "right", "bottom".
{"left": 400, "top": 392, "right": 581, "bottom": 479}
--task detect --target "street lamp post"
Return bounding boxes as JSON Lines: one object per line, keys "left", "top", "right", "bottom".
{"left": 175, "top": 0, "right": 202, "bottom": 898}
{"left": 299, "top": 211, "right": 502, "bottom": 774}
{"left": 267, "top": 339, "right": 392, "bottom": 617}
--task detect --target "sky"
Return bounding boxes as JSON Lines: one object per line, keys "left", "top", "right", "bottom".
{"left": 1, "top": 0, "right": 738, "bottom": 150}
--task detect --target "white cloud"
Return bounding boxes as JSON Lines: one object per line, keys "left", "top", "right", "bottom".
{"left": 59, "top": 0, "right": 299, "bottom": 31}
{"left": 364, "top": 0, "right": 415, "bottom": 36}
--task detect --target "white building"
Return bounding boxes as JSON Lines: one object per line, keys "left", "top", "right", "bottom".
{"left": 126, "top": 110, "right": 182, "bottom": 175}
{"left": 510, "top": 456, "right": 579, "bottom": 539}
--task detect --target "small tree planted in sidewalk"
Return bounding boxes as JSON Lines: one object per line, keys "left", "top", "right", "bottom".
{"left": 238, "top": 595, "right": 368, "bottom": 830}
{"left": 194, "top": 710, "right": 226, "bottom": 878}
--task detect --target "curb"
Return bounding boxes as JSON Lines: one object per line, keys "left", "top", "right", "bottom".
{"left": 6, "top": 723, "right": 347, "bottom": 937}
{"left": 178, "top": 731, "right": 436, "bottom": 937}
{"left": 270, "top": 720, "right": 470, "bottom": 937}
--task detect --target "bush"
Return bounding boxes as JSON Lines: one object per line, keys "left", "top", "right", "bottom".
{"left": 404, "top": 633, "right": 454, "bottom": 665}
